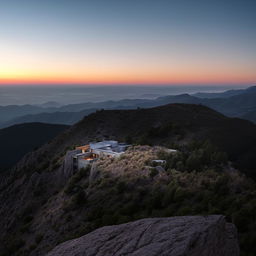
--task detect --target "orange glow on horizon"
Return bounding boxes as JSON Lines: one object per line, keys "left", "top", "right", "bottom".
{"left": 0, "top": 64, "right": 255, "bottom": 86}
{"left": 0, "top": 73, "right": 255, "bottom": 86}
{"left": 1, "top": 41, "right": 255, "bottom": 86}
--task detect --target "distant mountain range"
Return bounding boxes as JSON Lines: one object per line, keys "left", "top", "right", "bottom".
{"left": 0, "top": 123, "right": 69, "bottom": 171}
{"left": 0, "top": 85, "right": 255, "bottom": 128}
{"left": 1, "top": 108, "right": 98, "bottom": 127}
{"left": 193, "top": 85, "right": 256, "bottom": 98}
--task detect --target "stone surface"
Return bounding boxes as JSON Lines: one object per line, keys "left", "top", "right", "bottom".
{"left": 46, "top": 215, "right": 239, "bottom": 256}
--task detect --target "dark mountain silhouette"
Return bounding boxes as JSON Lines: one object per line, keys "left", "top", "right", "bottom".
{"left": 241, "top": 110, "right": 256, "bottom": 123}
{"left": 0, "top": 123, "right": 69, "bottom": 171}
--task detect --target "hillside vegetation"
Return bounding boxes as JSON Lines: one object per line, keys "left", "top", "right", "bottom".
{"left": 1, "top": 146, "right": 255, "bottom": 256}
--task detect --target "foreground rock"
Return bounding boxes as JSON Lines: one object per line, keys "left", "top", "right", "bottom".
{"left": 46, "top": 215, "right": 239, "bottom": 256}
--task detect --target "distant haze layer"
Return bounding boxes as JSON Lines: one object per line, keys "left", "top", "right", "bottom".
{"left": 0, "top": 85, "right": 248, "bottom": 106}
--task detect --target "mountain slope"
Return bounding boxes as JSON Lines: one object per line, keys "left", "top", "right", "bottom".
{"left": 0, "top": 123, "right": 69, "bottom": 171}
{"left": 241, "top": 110, "right": 256, "bottom": 123}
{"left": 0, "top": 103, "right": 255, "bottom": 256}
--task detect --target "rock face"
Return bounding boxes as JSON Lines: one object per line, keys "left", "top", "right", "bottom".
{"left": 46, "top": 215, "right": 239, "bottom": 256}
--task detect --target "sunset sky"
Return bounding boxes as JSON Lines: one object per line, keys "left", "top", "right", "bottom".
{"left": 0, "top": 0, "right": 255, "bottom": 86}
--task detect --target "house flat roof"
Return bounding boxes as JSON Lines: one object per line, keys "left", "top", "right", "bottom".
{"left": 89, "top": 140, "right": 118, "bottom": 150}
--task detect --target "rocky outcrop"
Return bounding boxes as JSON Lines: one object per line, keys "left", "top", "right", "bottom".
{"left": 46, "top": 215, "right": 239, "bottom": 256}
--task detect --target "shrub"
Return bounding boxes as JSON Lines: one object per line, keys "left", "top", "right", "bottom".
{"left": 151, "top": 188, "right": 164, "bottom": 209}
{"left": 186, "top": 153, "right": 201, "bottom": 171}
{"left": 35, "top": 234, "right": 43, "bottom": 244}
{"left": 213, "top": 175, "right": 229, "bottom": 195}
{"left": 72, "top": 190, "right": 87, "bottom": 207}
{"left": 162, "top": 187, "right": 176, "bottom": 207}
{"left": 5, "top": 238, "right": 25, "bottom": 255}
{"left": 20, "top": 223, "right": 30, "bottom": 233}
{"left": 116, "top": 181, "right": 126, "bottom": 193}
{"left": 173, "top": 187, "right": 188, "bottom": 202}
{"left": 233, "top": 208, "right": 251, "bottom": 232}
{"left": 117, "top": 215, "right": 132, "bottom": 224}
{"left": 149, "top": 168, "right": 158, "bottom": 178}
{"left": 66, "top": 214, "right": 73, "bottom": 222}
{"left": 28, "top": 244, "right": 37, "bottom": 252}
{"left": 120, "top": 202, "right": 138, "bottom": 216}
{"left": 23, "top": 215, "right": 33, "bottom": 224}
{"left": 176, "top": 206, "right": 193, "bottom": 216}
{"left": 64, "top": 165, "right": 91, "bottom": 194}
{"left": 101, "top": 214, "right": 118, "bottom": 226}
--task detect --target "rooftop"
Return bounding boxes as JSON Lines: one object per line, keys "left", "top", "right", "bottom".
{"left": 89, "top": 140, "right": 118, "bottom": 150}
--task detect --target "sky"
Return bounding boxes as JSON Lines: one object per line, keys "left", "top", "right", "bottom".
{"left": 0, "top": 0, "right": 255, "bottom": 86}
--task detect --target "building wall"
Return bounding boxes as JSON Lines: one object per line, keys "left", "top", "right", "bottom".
{"left": 92, "top": 149, "right": 121, "bottom": 158}
{"left": 78, "top": 159, "right": 91, "bottom": 169}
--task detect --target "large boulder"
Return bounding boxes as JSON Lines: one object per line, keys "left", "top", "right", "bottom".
{"left": 46, "top": 215, "right": 239, "bottom": 256}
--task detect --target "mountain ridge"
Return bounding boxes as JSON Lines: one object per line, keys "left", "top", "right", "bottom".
{"left": 9, "top": 103, "right": 256, "bottom": 179}
{"left": 1, "top": 85, "right": 256, "bottom": 128}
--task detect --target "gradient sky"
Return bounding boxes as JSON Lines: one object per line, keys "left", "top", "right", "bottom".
{"left": 0, "top": 0, "right": 255, "bottom": 85}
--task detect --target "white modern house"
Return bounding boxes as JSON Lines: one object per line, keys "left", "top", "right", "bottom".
{"left": 73, "top": 140, "right": 130, "bottom": 170}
